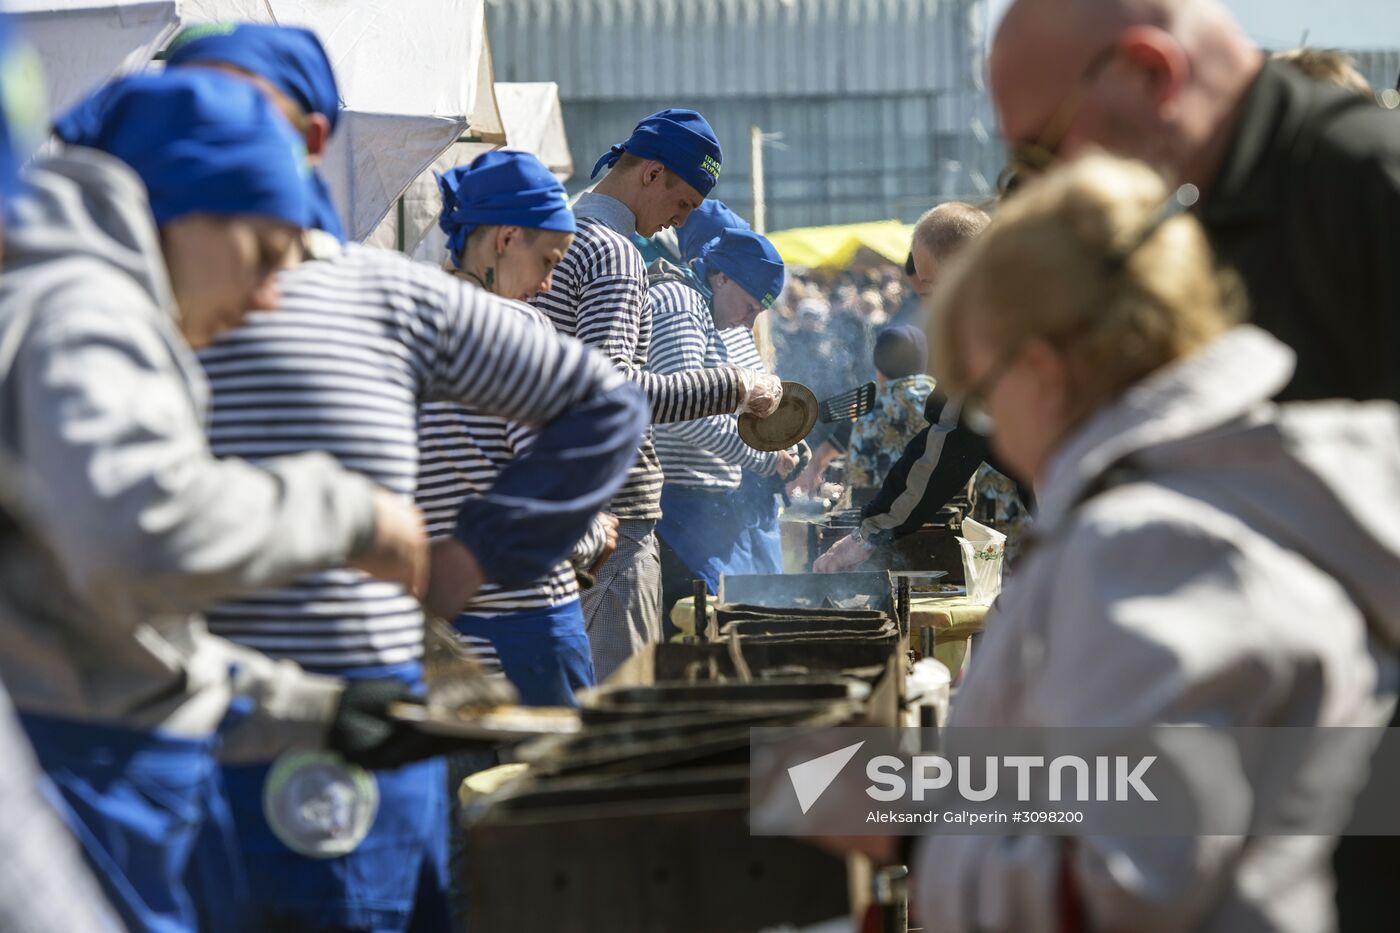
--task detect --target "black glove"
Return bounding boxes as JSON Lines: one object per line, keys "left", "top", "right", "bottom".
{"left": 327, "top": 678, "right": 463, "bottom": 771}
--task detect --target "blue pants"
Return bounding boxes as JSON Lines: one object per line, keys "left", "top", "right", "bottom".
{"left": 219, "top": 662, "right": 451, "bottom": 932}
{"left": 21, "top": 712, "right": 234, "bottom": 933}
{"left": 453, "top": 599, "right": 594, "bottom": 707}
{"left": 656, "top": 484, "right": 753, "bottom": 594}
{"left": 738, "top": 471, "right": 785, "bottom": 575}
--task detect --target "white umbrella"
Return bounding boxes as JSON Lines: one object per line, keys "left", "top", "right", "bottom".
{"left": 371, "top": 80, "right": 575, "bottom": 264}
{"left": 10, "top": 0, "right": 180, "bottom": 116}
{"left": 180, "top": 0, "right": 505, "bottom": 241}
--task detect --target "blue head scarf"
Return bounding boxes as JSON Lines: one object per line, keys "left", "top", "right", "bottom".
{"left": 437, "top": 149, "right": 575, "bottom": 268}
{"left": 53, "top": 69, "right": 309, "bottom": 228}
{"left": 676, "top": 198, "right": 748, "bottom": 263}
{"left": 590, "top": 108, "right": 722, "bottom": 197}
{"left": 696, "top": 228, "right": 785, "bottom": 309}
{"left": 166, "top": 22, "right": 344, "bottom": 240}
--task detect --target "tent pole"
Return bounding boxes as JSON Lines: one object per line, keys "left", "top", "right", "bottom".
{"left": 750, "top": 126, "right": 775, "bottom": 371}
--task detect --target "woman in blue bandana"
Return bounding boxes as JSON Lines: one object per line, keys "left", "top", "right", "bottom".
{"left": 648, "top": 227, "right": 794, "bottom": 596}
{"left": 419, "top": 149, "right": 609, "bottom": 709}
{"left": 1, "top": 69, "right": 434, "bottom": 933}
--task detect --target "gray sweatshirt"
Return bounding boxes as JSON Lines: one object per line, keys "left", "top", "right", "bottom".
{"left": 0, "top": 148, "right": 379, "bottom": 761}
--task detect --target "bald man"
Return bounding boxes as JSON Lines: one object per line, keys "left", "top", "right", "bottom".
{"left": 990, "top": 0, "right": 1400, "bottom": 403}
{"left": 982, "top": 4, "right": 1400, "bottom": 930}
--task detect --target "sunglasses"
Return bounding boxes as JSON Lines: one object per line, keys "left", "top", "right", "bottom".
{"left": 996, "top": 45, "right": 1119, "bottom": 197}
{"left": 960, "top": 183, "right": 1201, "bottom": 436}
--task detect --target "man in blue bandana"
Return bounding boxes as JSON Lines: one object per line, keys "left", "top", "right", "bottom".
{"left": 165, "top": 21, "right": 346, "bottom": 240}
{"left": 648, "top": 228, "right": 796, "bottom": 602}
{"left": 532, "top": 110, "right": 785, "bottom": 679}
{"left": 668, "top": 200, "right": 796, "bottom": 584}
{"left": 5, "top": 68, "right": 440, "bottom": 933}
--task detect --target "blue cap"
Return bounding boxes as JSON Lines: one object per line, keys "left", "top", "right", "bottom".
{"left": 697, "top": 228, "right": 785, "bottom": 309}
{"left": 166, "top": 23, "right": 340, "bottom": 129}
{"left": 677, "top": 198, "right": 749, "bottom": 263}
{"left": 874, "top": 324, "right": 928, "bottom": 379}
{"left": 437, "top": 149, "right": 575, "bottom": 268}
{"left": 590, "top": 108, "right": 722, "bottom": 197}
{"left": 166, "top": 22, "right": 344, "bottom": 241}
{"left": 53, "top": 69, "right": 309, "bottom": 228}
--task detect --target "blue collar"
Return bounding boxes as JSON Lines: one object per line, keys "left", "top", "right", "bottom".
{"left": 573, "top": 191, "right": 636, "bottom": 237}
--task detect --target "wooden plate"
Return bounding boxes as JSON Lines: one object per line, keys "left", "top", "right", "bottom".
{"left": 738, "top": 381, "right": 818, "bottom": 452}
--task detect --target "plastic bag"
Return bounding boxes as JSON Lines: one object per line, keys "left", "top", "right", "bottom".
{"left": 957, "top": 516, "right": 1007, "bottom": 607}
{"left": 736, "top": 370, "right": 783, "bottom": 417}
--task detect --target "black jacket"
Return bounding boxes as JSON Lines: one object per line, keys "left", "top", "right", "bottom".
{"left": 1201, "top": 60, "right": 1400, "bottom": 401}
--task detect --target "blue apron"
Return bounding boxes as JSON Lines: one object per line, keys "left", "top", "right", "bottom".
{"left": 21, "top": 711, "right": 237, "bottom": 933}
{"left": 217, "top": 661, "right": 451, "bottom": 932}
{"left": 737, "top": 471, "right": 785, "bottom": 575}
{"left": 452, "top": 599, "right": 594, "bottom": 708}
{"left": 656, "top": 484, "right": 754, "bottom": 594}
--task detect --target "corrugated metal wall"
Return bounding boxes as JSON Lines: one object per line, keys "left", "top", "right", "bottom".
{"left": 485, "top": 0, "right": 1001, "bottom": 229}
{"left": 1351, "top": 49, "right": 1400, "bottom": 92}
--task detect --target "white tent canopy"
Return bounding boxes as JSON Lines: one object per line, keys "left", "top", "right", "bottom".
{"left": 370, "top": 81, "right": 575, "bottom": 264}
{"left": 11, "top": 0, "right": 180, "bottom": 117}
{"left": 180, "top": 0, "right": 504, "bottom": 241}
{"left": 496, "top": 82, "right": 573, "bottom": 181}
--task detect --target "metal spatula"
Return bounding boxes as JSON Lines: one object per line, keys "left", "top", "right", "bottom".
{"left": 817, "top": 381, "right": 877, "bottom": 423}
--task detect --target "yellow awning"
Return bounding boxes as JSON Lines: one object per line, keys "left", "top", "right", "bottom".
{"left": 766, "top": 220, "right": 914, "bottom": 270}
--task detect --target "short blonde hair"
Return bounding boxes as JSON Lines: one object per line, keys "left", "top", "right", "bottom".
{"left": 1273, "top": 48, "right": 1373, "bottom": 98}
{"left": 931, "top": 153, "right": 1239, "bottom": 414}
{"left": 913, "top": 201, "right": 991, "bottom": 261}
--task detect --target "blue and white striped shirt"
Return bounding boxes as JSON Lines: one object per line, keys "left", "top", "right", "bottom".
{"left": 531, "top": 193, "right": 747, "bottom": 519}
{"left": 200, "top": 244, "right": 617, "bottom": 671}
{"left": 416, "top": 300, "right": 606, "bottom": 617}
{"left": 648, "top": 278, "right": 778, "bottom": 489}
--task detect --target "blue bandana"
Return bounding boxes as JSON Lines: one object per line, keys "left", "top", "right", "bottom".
{"left": 166, "top": 22, "right": 345, "bottom": 241}
{"left": 696, "top": 228, "right": 785, "bottom": 309}
{"left": 53, "top": 69, "right": 309, "bottom": 228}
{"left": 166, "top": 23, "right": 340, "bottom": 129}
{"left": 590, "top": 108, "right": 722, "bottom": 197}
{"left": 437, "top": 150, "right": 575, "bottom": 268}
{"left": 676, "top": 198, "right": 748, "bottom": 263}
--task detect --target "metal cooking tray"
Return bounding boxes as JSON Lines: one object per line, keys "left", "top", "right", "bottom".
{"left": 719, "top": 617, "right": 894, "bottom": 638}
{"left": 717, "top": 604, "right": 890, "bottom": 623}
{"left": 517, "top": 704, "right": 854, "bottom": 777}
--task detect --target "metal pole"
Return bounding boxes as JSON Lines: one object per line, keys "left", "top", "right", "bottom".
{"left": 750, "top": 125, "right": 766, "bottom": 234}
{"left": 750, "top": 125, "right": 775, "bottom": 369}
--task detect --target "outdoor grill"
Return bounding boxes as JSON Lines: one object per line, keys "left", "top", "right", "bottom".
{"left": 460, "top": 571, "right": 912, "bottom": 931}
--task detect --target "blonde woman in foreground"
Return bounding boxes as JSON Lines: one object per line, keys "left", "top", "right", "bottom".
{"left": 912, "top": 154, "right": 1400, "bottom": 932}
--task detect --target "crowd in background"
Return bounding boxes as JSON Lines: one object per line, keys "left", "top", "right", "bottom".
{"left": 769, "top": 264, "right": 921, "bottom": 403}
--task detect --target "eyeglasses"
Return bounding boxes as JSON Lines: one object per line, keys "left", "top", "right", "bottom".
{"left": 960, "top": 342, "right": 1024, "bottom": 436}
{"left": 959, "top": 182, "right": 1201, "bottom": 435}
{"left": 996, "top": 45, "right": 1119, "bottom": 197}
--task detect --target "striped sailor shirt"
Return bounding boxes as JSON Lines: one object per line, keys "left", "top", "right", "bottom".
{"left": 648, "top": 277, "right": 778, "bottom": 490}
{"left": 530, "top": 192, "right": 746, "bottom": 519}
{"left": 416, "top": 301, "right": 605, "bottom": 618}
{"left": 199, "top": 244, "right": 616, "bottom": 672}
